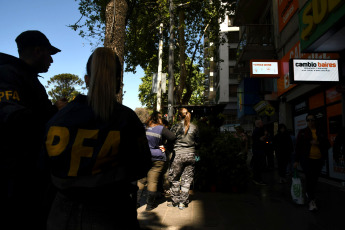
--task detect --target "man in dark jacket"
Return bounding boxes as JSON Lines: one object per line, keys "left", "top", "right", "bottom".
{"left": 0, "top": 30, "right": 66, "bottom": 229}
{"left": 294, "top": 113, "right": 330, "bottom": 211}
{"left": 251, "top": 119, "right": 268, "bottom": 185}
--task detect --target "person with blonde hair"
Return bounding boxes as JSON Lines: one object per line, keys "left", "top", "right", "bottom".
{"left": 42, "top": 47, "right": 151, "bottom": 229}
{"left": 168, "top": 108, "right": 199, "bottom": 210}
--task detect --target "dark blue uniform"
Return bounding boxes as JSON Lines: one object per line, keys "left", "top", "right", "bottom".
{"left": 43, "top": 94, "right": 151, "bottom": 229}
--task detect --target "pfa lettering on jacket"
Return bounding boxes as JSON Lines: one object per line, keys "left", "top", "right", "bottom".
{"left": 0, "top": 90, "right": 20, "bottom": 102}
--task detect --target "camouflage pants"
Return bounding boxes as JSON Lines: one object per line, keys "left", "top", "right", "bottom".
{"left": 168, "top": 152, "right": 195, "bottom": 204}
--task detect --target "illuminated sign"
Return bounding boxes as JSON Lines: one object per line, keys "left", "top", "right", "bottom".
{"left": 250, "top": 60, "right": 280, "bottom": 78}
{"left": 289, "top": 59, "right": 340, "bottom": 83}
{"left": 299, "top": 0, "right": 345, "bottom": 51}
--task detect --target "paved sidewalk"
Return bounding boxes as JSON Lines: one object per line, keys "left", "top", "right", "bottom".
{"left": 137, "top": 171, "right": 345, "bottom": 230}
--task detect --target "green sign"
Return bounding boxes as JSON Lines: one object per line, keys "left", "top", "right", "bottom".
{"left": 299, "top": 0, "right": 345, "bottom": 51}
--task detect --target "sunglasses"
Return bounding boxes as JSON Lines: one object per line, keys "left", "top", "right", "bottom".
{"left": 307, "top": 119, "right": 315, "bottom": 122}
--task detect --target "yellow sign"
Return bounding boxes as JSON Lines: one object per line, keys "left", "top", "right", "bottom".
{"left": 265, "top": 105, "right": 275, "bottom": 116}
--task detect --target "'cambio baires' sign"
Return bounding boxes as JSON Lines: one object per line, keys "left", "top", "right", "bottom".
{"left": 291, "top": 59, "right": 339, "bottom": 82}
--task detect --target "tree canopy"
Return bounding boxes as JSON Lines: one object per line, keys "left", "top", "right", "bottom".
{"left": 71, "top": 0, "right": 236, "bottom": 106}
{"left": 138, "top": 59, "right": 205, "bottom": 110}
{"left": 46, "top": 73, "right": 85, "bottom": 103}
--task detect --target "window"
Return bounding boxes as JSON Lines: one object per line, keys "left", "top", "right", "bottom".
{"left": 228, "top": 48, "right": 237, "bottom": 60}
{"left": 229, "top": 85, "right": 237, "bottom": 98}
{"left": 227, "top": 31, "right": 240, "bottom": 43}
{"left": 228, "top": 15, "right": 234, "bottom": 27}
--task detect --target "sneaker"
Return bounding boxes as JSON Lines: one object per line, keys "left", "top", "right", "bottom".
{"left": 178, "top": 202, "right": 187, "bottom": 210}
{"left": 308, "top": 200, "right": 318, "bottom": 211}
{"left": 253, "top": 180, "right": 267, "bottom": 186}
{"left": 167, "top": 201, "right": 178, "bottom": 207}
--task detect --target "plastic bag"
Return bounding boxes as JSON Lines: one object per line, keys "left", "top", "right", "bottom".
{"left": 291, "top": 170, "right": 304, "bottom": 205}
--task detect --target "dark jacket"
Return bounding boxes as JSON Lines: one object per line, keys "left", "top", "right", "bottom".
{"left": 273, "top": 132, "right": 294, "bottom": 155}
{"left": 295, "top": 127, "right": 330, "bottom": 162}
{"left": 171, "top": 120, "right": 199, "bottom": 154}
{"left": 0, "top": 52, "right": 57, "bottom": 177}
{"left": 42, "top": 94, "right": 152, "bottom": 190}
{"left": 252, "top": 127, "right": 266, "bottom": 151}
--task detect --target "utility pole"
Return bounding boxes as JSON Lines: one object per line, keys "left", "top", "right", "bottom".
{"left": 156, "top": 22, "right": 163, "bottom": 112}
{"left": 168, "top": 0, "right": 175, "bottom": 121}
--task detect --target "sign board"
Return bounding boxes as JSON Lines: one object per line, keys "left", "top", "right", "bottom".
{"left": 278, "top": 0, "right": 299, "bottom": 32}
{"left": 299, "top": 0, "right": 345, "bottom": 52}
{"left": 277, "top": 41, "right": 340, "bottom": 96}
{"left": 289, "top": 59, "right": 340, "bottom": 83}
{"left": 250, "top": 60, "right": 280, "bottom": 78}
{"left": 152, "top": 73, "right": 167, "bottom": 94}
{"left": 151, "top": 73, "right": 158, "bottom": 93}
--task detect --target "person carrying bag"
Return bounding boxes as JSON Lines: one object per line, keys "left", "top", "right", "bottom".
{"left": 291, "top": 169, "right": 304, "bottom": 205}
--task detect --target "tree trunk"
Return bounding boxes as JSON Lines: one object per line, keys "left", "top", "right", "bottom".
{"left": 176, "top": 9, "right": 187, "bottom": 105}
{"left": 104, "top": 0, "right": 128, "bottom": 103}
{"left": 167, "top": 0, "right": 175, "bottom": 122}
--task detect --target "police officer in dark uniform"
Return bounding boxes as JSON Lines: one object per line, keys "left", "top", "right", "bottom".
{"left": 0, "top": 30, "right": 66, "bottom": 229}
{"left": 42, "top": 47, "right": 152, "bottom": 230}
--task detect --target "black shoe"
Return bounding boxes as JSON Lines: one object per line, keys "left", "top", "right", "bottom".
{"left": 167, "top": 201, "right": 178, "bottom": 207}
{"left": 136, "top": 189, "right": 144, "bottom": 209}
{"left": 146, "top": 191, "right": 158, "bottom": 211}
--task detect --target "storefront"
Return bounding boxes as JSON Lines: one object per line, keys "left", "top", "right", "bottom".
{"left": 277, "top": 0, "right": 345, "bottom": 180}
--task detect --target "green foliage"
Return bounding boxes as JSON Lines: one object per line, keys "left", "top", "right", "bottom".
{"left": 194, "top": 120, "right": 251, "bottom": 192}
{"left": 138, "top": 60, "right": 205, "bottom": 109}
{"left": 46, "top": 74, "right": 86, "bottom": 103}
{"left": 71, "top": 0, "right": 236, "bottom": 104}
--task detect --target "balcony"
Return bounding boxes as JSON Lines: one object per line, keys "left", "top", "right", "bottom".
{"left": 234, "top": 0, "right": 271, "bottom": 26}
{"left": 236, "top": 24, "right": 276, "bottom": 65}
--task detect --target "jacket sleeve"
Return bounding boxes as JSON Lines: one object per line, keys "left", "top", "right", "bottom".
{"left": 162, "top": 126, "right": 176, "bottom": 142}
{"left": 122, "top": 110, "right": 152, "bottom": 182}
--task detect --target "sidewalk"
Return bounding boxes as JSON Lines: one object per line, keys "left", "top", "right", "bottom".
{"left": 137, "top": 170, "right": 345, "bottom": 230}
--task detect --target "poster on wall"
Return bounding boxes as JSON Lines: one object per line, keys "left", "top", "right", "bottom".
{"left": 328, "top": 148, "right": 345, "bottom": 180}
{"left": 294, "top": 113, "right": 307, "bottom": 137}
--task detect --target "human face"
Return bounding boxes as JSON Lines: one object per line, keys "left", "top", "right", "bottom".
{"left": 34, "top": 46, "right": 53, "bottom": 73}
{"left": 306, "top": 115, "right": 316, "bottom": 129}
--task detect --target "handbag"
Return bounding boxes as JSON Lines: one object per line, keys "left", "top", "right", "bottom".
{"left": 291, "top": 169, "right": 304, "bottom": 205}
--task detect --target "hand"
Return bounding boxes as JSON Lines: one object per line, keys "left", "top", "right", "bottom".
{"left": 55, "top": 98, "right": 68, "bottom": 110}
{"left": 159, "top": 145, "right": 165, "bottom": 152}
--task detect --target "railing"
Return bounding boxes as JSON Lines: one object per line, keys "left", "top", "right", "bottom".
{"left": 236, "top": 24, "right": 274, "bottom": 61}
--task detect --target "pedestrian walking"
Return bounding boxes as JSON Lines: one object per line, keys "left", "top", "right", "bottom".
{"left": 273, "top": 124, "right": 294, "bottom": 183}
{"left": 137, "top": 111, "right": 176, "bottom": 211}
{"left": 42, "top": 47, "right": 152, "bottom": 229}
{"left": 0, "top": 30, "right": 66, "bottom": 230}
{"left": 168, "top": 108, "right": 199, "bottom": 210}
{"left": 251, "top": 119, "right": 268, "bottom": 185}
{"left": 294, "top": 113, "right": 330, "bottom": 211}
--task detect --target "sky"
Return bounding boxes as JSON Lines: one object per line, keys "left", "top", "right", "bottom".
{"left": 0, "top": 0, "right": 144, "bottom": 110}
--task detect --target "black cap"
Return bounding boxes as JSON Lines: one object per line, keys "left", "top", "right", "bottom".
{"left": 15, "top": 30, "right": 61, "bottom": 55}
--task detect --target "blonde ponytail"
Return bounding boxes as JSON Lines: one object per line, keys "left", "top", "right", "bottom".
{"left": 178, "top": 108, "right": 190, "bottom": 135}
{"left": 86, "top": 47, "right": 121, "bottom": 122}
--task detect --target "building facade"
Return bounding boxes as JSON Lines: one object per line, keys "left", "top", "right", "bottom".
{"left": 234, "top": 0, "right": 345, "bottom": 181}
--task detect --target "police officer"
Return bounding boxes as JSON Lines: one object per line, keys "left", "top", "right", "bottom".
{"left": 168, "top": 108, "right": 199, "bottom": 210}
{"left": 0, "top": 30, "right": 66, "bottom": 229}
{"left": 43, "top": 47, "right": 152, "bottom": 230}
